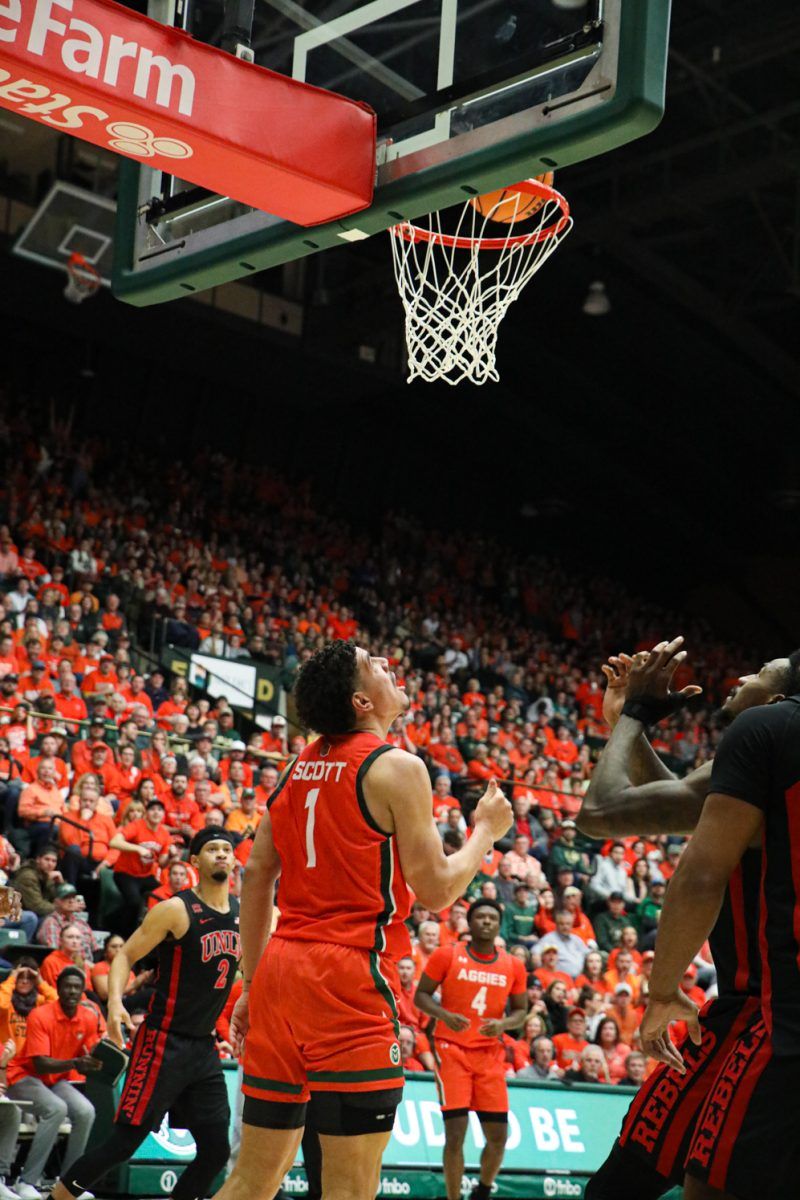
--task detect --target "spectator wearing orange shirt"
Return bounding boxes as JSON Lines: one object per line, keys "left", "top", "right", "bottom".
{"left": 466, "top": 744, "right": 495, "bottom": 782}
{"left": 162, "top": 774, "right": 202, "bottom": 844}
{"left": 100, "top": 594, "right": 126, "bottom": 644}
{"left": 396, "top": 955, "right": 427, "bottom": 1032}
{"left": 81, "top": 743, "right": 117, "bottom": 795}
{"left": 560, "top": 886, "right": 597, "bottom": 945}
{"left": 90, "top": 933, "right": 154, "bottom": 1007}
{"left": 155, "top": 684, "right": 189, "bottom": 731}
{"left": 533, "top": 945, "right": 574, "bottom": 992}
{"left": 5, "top": 701, "right": 35, "bottom": 755}
{"left": 603, "top": 950, "right": 641, "bottom": 1004}
{"left": 70, "top": 722, "right": 109, "bottom": 776}
{"left": 18, "top": 661, "right": 55, "bottom": 704}
{"left": 594, "top": 1016, "right": 632, "bottom": 1085}
{"left": 82, "top": 656, "right": 119, "bottom": 699}
{"left": 609, "top": 983, "right": 640, "bottom": 1045}
{"left": 218, "top": 741, "right": 251, "bottom": 787}
{"left": 428, "top": 727, "right": 467, "bottom": 779}
{"left": 6, "top": 966, "right": 102, "bottom": 1194}
{"left": 108, "top": 745, "right": 141, "bottom": 802}
{"left": 411, "top": 920, "right": 440, "bottom": 981}
{"left": 54, "top": 674, "right": 88, "bottom": 734}
{"left": 40, "top": 924, "right": 92, "bottom": 990}
{"left": 18, "top": 760, "right": 65, "bottom": 853}
{"left": 59, "top": 786, "right": 118, "bottom": 883}
{"left": 0, "top": 958, "right": 57, "bottom": 1057}
{"left": 437, "top": 899, "right": 469, "bottom": 948}
{"left": 0, "top": 636, "right": 20, "bottom": 679}
{"left": 109, "top": 799, "right": 172, "bottom": 934}
{"left": 225, "top": 788, "right": 261, "bottom": 839}
{"left": 0, "top": 535, "right": 18, "bottom": 580}
{"left": 146, "top": 859, "right": 193, "bottom": 910}
{"left": 37, "top": 566, "right": 69, "bottom": 611}
{"left": 552, "top": 1008, "right": 589, "bottom": 1071}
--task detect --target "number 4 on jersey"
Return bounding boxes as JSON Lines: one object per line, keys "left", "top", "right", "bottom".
{"left": 305, "top": 788, "right": 319, "bottom": 869}
{"left": 471, "top": 986, "right": 488, "bottom": 1017}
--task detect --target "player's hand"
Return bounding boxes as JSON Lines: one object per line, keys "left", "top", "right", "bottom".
{"left": 478, "top": 1019, "right": 505, "bottom": 1038}
{"left": 474, "top": 779, "right": 512, "bottom": 842}
{"left": 74, "top": 1054, "right": 103, "bottom": 1073}
{"left": 640, "top": 990, "right": 702, "bottom": 1073}
{"left": 0, "top": 886, "right": 22, "bottom": 923}
{"left": 626, "top": 638, "right": 703, "bottom": 708}
{"left": 601, "top": 653, "right": 639, "bottom": 728}
{"left": 441, "top": 1011, "right": 471, "bottom": 1033}
{"left": 230, "top": 992, "right": 250, "bottom": 1057}
{"left": 107, "top": 1002, "right": 133, "bottom": 1049}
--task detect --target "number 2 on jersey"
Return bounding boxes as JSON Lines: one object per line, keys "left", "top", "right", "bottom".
{"left": 471, "top": 986, "right": 488, "bottom": 1017}
{"left": 305, "top": 788, "right": 319, "bottom": 868}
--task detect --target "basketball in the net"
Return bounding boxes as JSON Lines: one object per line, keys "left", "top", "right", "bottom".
{"left": 470, "top": 172, "right": 555, "bottom": 224}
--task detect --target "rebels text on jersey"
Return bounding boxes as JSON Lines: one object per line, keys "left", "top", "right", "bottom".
{"left": 424, "top": 943, "right": 527, "bottom": 1048}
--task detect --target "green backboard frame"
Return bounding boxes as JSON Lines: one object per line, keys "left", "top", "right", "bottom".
{"left": 113, "top": 0, "right": 671, "bottom": 307}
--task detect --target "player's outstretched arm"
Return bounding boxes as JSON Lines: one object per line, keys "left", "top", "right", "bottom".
{"left": 365, "top": 751, "right": 511, "bottom": 912}
{"left": 107, "top": 897, "right": 188, "bottom": 1047}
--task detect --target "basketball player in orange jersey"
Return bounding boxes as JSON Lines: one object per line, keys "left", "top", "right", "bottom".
{"left": 212, "top": 642, "right": 512, "bottom": 1200}
{"left": 415, "top": 901, "right": 528, "bottom": 1200}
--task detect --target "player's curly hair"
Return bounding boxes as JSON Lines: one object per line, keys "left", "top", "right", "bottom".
{"left": 783, "top": 649, "right": 800, "bottom": 697}
{"left": 294, "top": 641, "right": 360, "bottom": 735}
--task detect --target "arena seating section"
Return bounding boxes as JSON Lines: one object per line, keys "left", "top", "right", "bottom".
{"left": 0, "top": 393, "right": 755, "bottom": 1094}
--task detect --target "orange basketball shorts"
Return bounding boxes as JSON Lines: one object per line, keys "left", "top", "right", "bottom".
{"left": 434, "top": 1038, "right": 508, "bottom": 1115}
{"left": 242, "top": 935, "right": 405, "bottom": 1106}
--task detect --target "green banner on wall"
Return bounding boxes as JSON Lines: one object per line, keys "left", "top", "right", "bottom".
{"left": 116, "top": 1066, "right": 661, "bottom": 1197}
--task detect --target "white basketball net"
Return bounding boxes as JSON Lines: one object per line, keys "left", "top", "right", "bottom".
{"left": 63, "top": 254, "right": 101, "bottom": 305}
{"left": 390, "top": 181, "right": 572, "bottom": 386}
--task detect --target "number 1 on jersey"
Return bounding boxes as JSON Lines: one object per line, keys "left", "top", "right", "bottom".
{"left": 305, "top": 788, "right": 319, "bottom": 868}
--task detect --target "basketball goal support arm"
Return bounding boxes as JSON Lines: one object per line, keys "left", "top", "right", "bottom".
{"left": 221, "top": 0, "right": 255, "bottom": 57}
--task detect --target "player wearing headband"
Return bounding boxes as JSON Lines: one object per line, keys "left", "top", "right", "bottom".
{"left": 50, "top": 829, "right": 241, "bottom": 1200}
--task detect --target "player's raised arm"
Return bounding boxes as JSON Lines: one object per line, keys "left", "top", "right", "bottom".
{"left": 363, "top": 750, "right": 511, "bottom": 912}
{"left": 107, "top": 896, "right": 188, "bottom": 1046}
{"left": 579, "top": 638, "right": 708, "bottom": 837}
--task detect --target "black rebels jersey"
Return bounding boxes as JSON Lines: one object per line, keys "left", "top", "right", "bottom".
{"left": 709, "top": 697, "right": 800, "bottom": 1055}
{"left": 709, "top": 848, "right": 761, "bottom": 1000}
{"left": 147, "top": 889, "right": 240, "bottom": 1037}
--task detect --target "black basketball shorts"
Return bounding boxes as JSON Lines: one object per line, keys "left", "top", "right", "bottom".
{"left": 116, "top": 1023, "right": 230, "bottom": 1131}
{"left": 589, "top": 995, "right": 760, "bottom": 1198}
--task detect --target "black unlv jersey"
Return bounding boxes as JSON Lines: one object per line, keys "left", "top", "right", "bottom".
{"left": 710, "top": 697, "right": 800, "bottom": 1055}
{"left": 147, "top": 890, "right": 240, "bottom": 1036}
{"left": 708, "top": 848, "right": 761, "bottom": 999}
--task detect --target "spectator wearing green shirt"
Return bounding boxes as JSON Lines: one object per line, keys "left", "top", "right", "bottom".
{"left": 594, "top": 893, "right": 629, "bottom": 954}
{"left": 546, "top": 821, "right": 590, "bottom": 886}
{"left": 501, "top": 883, "right": 538, "bottom": 948}
{"left": 636, "top": 879, "right": 666, "bottom": 949}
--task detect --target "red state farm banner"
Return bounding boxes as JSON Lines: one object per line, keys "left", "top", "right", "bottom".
{"left": 0, "top": 0, "right": 376, "bottom": 225}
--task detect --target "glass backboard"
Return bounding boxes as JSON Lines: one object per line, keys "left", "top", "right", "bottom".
{"left": 114, "top": 0, "right": 671, "bottom": 305}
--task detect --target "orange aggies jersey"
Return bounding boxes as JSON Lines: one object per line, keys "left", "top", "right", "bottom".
{"left": 269, "top": 732, "right": 411, "bottom": 960}
{"left": 424, "top": 943, "right": 527, "bottom": 1048}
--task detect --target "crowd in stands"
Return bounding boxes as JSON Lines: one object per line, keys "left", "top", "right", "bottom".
{"left": 0, "top": 393, "right": 755, "bottom": 1192}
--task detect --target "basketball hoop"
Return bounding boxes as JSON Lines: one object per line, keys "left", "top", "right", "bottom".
{"left": 389, "top": 177, "right": 572, "bottom": 386}
{"left": 63, "top": 252, "right": 102, "bottom": 305}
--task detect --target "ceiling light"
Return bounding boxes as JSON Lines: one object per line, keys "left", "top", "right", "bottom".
{"left": 582, "top": 280, "right": 611, "bottom": 316}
